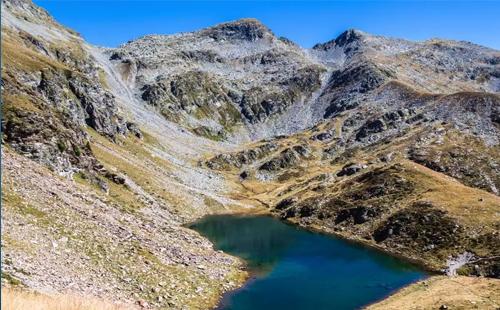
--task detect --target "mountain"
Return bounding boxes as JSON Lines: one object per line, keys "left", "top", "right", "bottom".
{"left": 1, "top": 0, "right": 499, "bottom": 309}
{"left": 105, "top": 21, "right": 499, "bottom": 143}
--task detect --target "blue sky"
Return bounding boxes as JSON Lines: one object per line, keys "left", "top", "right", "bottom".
{"left": 35, "top": 1, "right": 500, "bottom": 49}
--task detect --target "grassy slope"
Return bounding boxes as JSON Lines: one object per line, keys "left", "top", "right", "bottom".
{"left": 2, "top": 287, "right": 136, "bottom": 310}
{"left": 367, "top": 276, "right": 500, "bottom": 310}
{"left": 1, "top": 142, "right": 246, "bottom": 309}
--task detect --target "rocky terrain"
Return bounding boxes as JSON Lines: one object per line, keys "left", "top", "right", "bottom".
{"left": 1, "top": 0, "right": 499, "bottom": 309}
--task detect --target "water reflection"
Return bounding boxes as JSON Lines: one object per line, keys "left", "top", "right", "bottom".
{"left": 190, "top": 215, "right": 426, "bottom": 310}
{"left": 190, "top": 215, "right": 300, "bottom": 274}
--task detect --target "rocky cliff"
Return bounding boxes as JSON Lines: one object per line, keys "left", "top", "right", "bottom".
{"left": 1, "top": 0, "right": 499, "bottom": 309}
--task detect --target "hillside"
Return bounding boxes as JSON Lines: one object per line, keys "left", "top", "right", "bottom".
{"left": 1, "top": 0, "right": 499, "bottom": 309}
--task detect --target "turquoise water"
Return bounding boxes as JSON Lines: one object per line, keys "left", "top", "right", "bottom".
{"left": 189, "top": 214, "right": 427, "bottom": 310}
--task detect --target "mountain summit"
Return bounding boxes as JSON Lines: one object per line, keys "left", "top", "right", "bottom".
{"left": 312, "top": 28, "right": 367, "bottom": 50}
{"left": 201, "top": 18, "right": 274, "bottom": 42}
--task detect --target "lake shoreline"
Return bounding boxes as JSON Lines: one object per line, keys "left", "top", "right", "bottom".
{"left": 189, "top": 213, "right": 430, "bottom": 309}
{"left": 192, "top": 207, "right": 442, "bottom": 274}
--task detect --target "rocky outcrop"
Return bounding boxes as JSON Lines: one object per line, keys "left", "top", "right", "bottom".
{"left": 408, "top": 133, "right": 500, "bottom": 195}
{"left": 429, "top": 92, "right": 500, "bottom": 145}
{"left": 1, "top": 1, "right": 135, "bottom": 174}
{"left": 206, "top": 142, "right": 279, "bottom": 170}
{"left": 200, "top": 18, "right": 273, "bottom": 42}
{"left": 312, "top": 29, "right": 366, "bottom": 53}
{"left": 373, "top": 202, "right": 464, "bottom": 254}
{"left": 355, "top": 108, "right": 422, "bottom": 141}
{"left": 141, "top": 70, "right": 241, "bottom": 135}
{"left": 336, "top": 163, "right": 366, "bottom": 176}
{"left": 327, "top": 62, "right": 393, "bottom": 97}
{"left": 239, "top": 87, "right": 297, "bottom": 124}
{"left": 259, "top": 145, "right": 311, "bottom": 172}
{"left": 238, "top": 65, "right": 324, "bottom": 124}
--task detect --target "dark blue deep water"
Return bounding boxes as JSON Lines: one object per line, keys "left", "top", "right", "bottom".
{"left": 189, "top": 215, "right": 426, "bottom": 310}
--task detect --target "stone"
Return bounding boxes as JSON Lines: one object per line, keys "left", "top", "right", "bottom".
{"left": 239, "top": 171, "right": 249, "bottom": 180}
{"left": 337, "top": 163, "right": 363, "bottom": 177}
{"left": 137, "top": 300, "right": 149, "bottom": 308}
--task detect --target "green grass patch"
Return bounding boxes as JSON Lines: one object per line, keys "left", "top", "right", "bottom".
{"left": 1, "top": 272, "right": 23, "bottom": 286}
{"left": 2, "top": 191, "right": 47, "bottom": 220}
{"left": 98, "top": 68, "right": 109, "bottom": 90}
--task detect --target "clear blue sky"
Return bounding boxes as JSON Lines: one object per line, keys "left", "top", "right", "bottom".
{"left": 35, "top": 1, "right": 500, "bottom": 49}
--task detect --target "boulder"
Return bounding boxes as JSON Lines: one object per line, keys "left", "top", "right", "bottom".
{"left": 337, "top": 163, "right": 364, "bottom": 177}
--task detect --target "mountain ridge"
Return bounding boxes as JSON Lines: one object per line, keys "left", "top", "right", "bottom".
{"left": 105, "top": 15, "right": 499, "bottom": 143}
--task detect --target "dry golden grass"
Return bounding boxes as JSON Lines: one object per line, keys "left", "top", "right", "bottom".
{"left": 1, "top": 93, "right": 42, "bottom": 114}
{"left": 85, "top": 128, "right": 203, "bottom": 217}
{"left": 401, "top": 159, "right": 500, "bottom": 227}
{"left": 367, "top": 276, "right": 500, "bottom": 310}
{"left": 2, "top": 287, "right": 137, "bottom": 310}
{"left": 2, "top": 31, "right": 68, "bottom": 73}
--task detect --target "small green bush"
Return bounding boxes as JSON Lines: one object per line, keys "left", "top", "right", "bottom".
{"left": 57, "top": 141, "right": 67, "bottom": 152}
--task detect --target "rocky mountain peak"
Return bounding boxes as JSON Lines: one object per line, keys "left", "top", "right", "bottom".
{"left": 334, "top": 29, "right": 366, "bottom": 46}
{"left": 200, "top": 18, "right": 274, "bottom": 42}
{"left": 312, "top": 28, "right": 366, "bottom": 51}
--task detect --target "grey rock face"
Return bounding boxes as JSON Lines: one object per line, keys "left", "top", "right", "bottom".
{"left": 337, "top": 163, "right": 365, "bottom": 177}
{"left": 140, "top": 69, "right": 240, "bottom": 136}
{"left": 313, "top": 29, "right": 366, "bottom": 52}
{"left": 107, "top": 18, "right": 499, "bottom": 144}
{"left": 106, "top": 19, "right": 330, "bottom": 140}
{"left": 68, "top": 75, "right": 128, "bottom": 138}
{"left": 206, "top": 142, "right": 279, "bottom": 170}
{"left": 200, "top": 18, "right": 273, "bottom": 42}
{"left": 4, "top": 0, "right": 500, "bottom": 177}
{"left": 2, "top": 0, "right": 136, "bottom": 173}
{"left": 259, "top": 145, "right": 311, "bottom": 172}
{"left": 429, "top": 92, "right": 500, "bottom": 145}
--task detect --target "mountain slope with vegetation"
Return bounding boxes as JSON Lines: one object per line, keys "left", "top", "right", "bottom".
{"left": 1, "top": 0, "right": 499, "bottom": 309}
